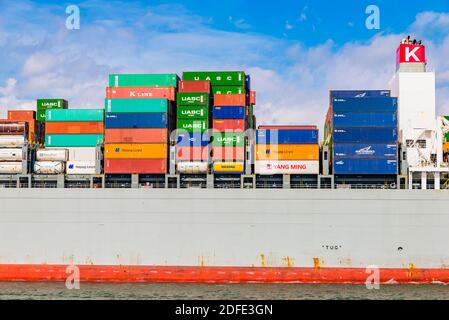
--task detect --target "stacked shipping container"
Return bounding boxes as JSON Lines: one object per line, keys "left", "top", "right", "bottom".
{"left": 104, "top": 74, "right": 177, "bottom": 174}
{"left": 40, "top": 109, "right": 104, "bottom": 175}
{"left": 255, "top": 126, "right": 320, "bottom": 175}
{"left": 7, "top": 110, "right": 41, "bottom": 143}
{"left": 326, "top": 91, "right": 399, "bottom": 175}
{"left": 0, "top": 121, "right": 27, "bottom": 174}
{"left": 176, "top": 81, "right": 211, "bottom": 174}
{"left": 182, "top": 71, "right": 252, "bottom": 174}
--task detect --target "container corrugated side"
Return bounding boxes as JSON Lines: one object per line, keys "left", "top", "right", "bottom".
{"left": 46, "top": 109, "right": 104, "bottom": 122}
{"left": 213, "top": 120, "right": 245, "bottom": 132}
{"left": 255, "top": 160, "right": 320, "bottom": 175}
{"left": 332, "top": 97, "right": 398, "bottom": 113}
{"left": 105, "top": 113, "right": 167, "bottom": 129}
{"left": 45, "top": 134, "right": 104, "bottom": 147}
{"left": 177, "top": 119, "right": 208, "bottom": 133}
{"left": 105, "top": 129, "right": 168, "bottom": 144}
{"left": 212, "top": 86, "right": 245, "bottom": 95}
{"left": 176, "top": 132, "right": 210, "bottom": 147}
{"left": 333, "top": 143, "right": 398, "bottom": 159}
{"left": 176, "top": 146, "right": 209, "bottom": 161}
{"left": 333, "top": 128, "right": 398, "bottom": 143}
{"left": 36, "top": 99, "right": 68, "bottom": 110}
{"left": 212, "top": 162, "right": 245, "bottom": 174}
{"left": 256, "top": 144, "right": 319, "bottom": 161}
{"left": 105, "top": 87, "right": 176, "bottom": 101}
{"left": 177, "top": 106, "right": 209, "bottom": 119}
{"left": 182, "top": 71, "right": 245, "bottom": 86}
{"left": 66, "top": 161, "right": 97, "bottom": 175}
{"left": 105, "top": 98, "right": 168, "bottom": 113}
{"left": 212, "top": 147, "right": 246, "bottom": 161}
{"left": 333, "top": 158, "right": 398, "bottom": 175}
{"left": 108, "top": 74, "right": 178, "bottom": 87}
{"left": 330, "top": 90, "right": 391, "bottom": 99}
{"left": 212, "top": 106, "right": 245, "bottom": 119}
{"left": 212, "top": 132, "right": 245, "bottom": 147}
{"left": 104, "top": 143, "right": 167, "bottom": 159}
{"left": 105, "top": 159, "right": 167, "bottom": 174}
{"left": 176, "top": 93, "right": 209, "bottom": 107}
{"left": 333, "top": 113, "right": 397, "bottom": 127}
{"left": 45, "top": 122, "right": 104, "bottom": 134}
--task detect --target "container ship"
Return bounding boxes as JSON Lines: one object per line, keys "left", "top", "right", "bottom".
{"left": 1, "top": 38, "right": 449, "bottom": 284}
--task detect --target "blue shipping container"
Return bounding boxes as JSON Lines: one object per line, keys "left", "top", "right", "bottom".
{"left": 212, "top": 106, "right": 245, "bottom": 119}
{"left": 333, "top": 127, "right": 398, "bottom": 143}
{"left": 332, "top": 97, "right": 397, "bottom": 113}
{"left": 330, "top": 90, "right": 391, "bottom": 99}
{"left": 333, "top": 159, "right": 398, "bottom": 175}
{"left": 105, "top": 113, "right": 167, "bottom": 129}
{"left": 256, "top": 129, "right": 319, "bottom": 145}
{"left": 245, "top": 75, "right": 251, "bottom": 91}
{"left": 176, "top": 132, "right": 210, "bottom": 147}
{"left": 333, "top": 113, "right": 397, "bottom": 127}
{"left": 334, "top": 143, "right": 397, "bottom": 159}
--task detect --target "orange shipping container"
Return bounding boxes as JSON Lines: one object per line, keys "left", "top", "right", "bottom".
{"left": 256, "top": 144, "right": 319, "bottom": 161}
{"left": 104, "top": 143, "right": 167, "bottom": 159}
{"left": 45, "top": 122, "right": 104, "bottom": 135}
{"left": 444, "top": 142, "right": 449, "bottom": 152}
{"left": 4, "top": 119, "right": 36, "bottom": 142}
{"left": 8, "top": 110, "right": 36, "bottom": 121}
{"left": 214, "top": 94, "right": 246, "bottom": 107}
{"left": 105, "top": 129, "right": 167, "bottom": 144}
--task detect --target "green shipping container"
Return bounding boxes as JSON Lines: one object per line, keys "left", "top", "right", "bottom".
{"left": 37, "top": 99, "right": 68, "bottom": 111}
{"left": 36, "top": 110, "right": 47, "bottom": 121}
{"left": 177, "top": 106, "right": 209, "bottom": 119}
{"left": 45, "top": 134, "right": 104, "bottom": 147}
{"left": 176, "top": 92, "right": 209, "bottom": 107}
{"left": 46, "top": 109, "right": 104, "bottom": 122}
{"left": 109, "top": 74, "right": 178, "bottom": 87}
{"left": 212, "top": 86, "right": 245, "bottom": 95}
{"left": 445, "top": 132, "right": 449, "bottom": 142}
{"left": 105, "top": 99, "right": 168, "bottom": 113}
{"left": 177, "top": 119, "right": 208, "bottom": 133}
{"left": 212, "top": 132, "right": 245, "bottom": 147}
{"left": 182, "top": 71, "right": 245, "bottom": 86}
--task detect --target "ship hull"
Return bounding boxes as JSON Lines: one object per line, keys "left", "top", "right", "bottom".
{"left": 0, "top": 189, "right": 449, "bottom": 283}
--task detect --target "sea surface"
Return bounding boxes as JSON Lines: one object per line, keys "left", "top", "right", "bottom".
{"left": 0, "top": 282, "right": 448, "bottom": 300}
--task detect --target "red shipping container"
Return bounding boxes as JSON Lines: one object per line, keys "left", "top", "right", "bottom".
{"left": 8, "top": 110, "right": 36, "bottom": 121}
{"left": 105, "top": 129, "right": 167, "bottom": 144}
{"left": 105, "top": 87, "right": 176, "bottom": 100}
{"left": 45, "top": 122, "right": 104, "bottom": 134}
{"left": 178, "top": 81, "right": 211, "bottom": 93}
{"left": 258, "top": 125, "right": 318, "bottom": 130}
{"left": 213, "top": 119, "right": 245, "bottom": 132}
{"left": 105, "top": 159, "right": 167, "bottom": 174}
{"left": 212, "top": 147, "right": 245, "bottom": 161}
{"left": 246, "top": 91, "right": 256, "bottom": 105}
{"left": 176, "top": 146, "right": 209, "bottom": 161}
{"left": 214, "top": 94, "right": 246, "bottom": 107}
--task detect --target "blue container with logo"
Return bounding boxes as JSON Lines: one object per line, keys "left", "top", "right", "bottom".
{"left": 333, "top": 113, "right": 397, "bottom": 127}
{"left": 333, "top": 127, "right": 398, "bottom": 143}
{"left": 256, "top": 129, "right": 319, "bottom": 144}
{"left": 212, "top": 106, "right": 245, "bottom": 119}
{"left": 176, "top": 132, "right": 210, "bottom": 147}
{"left": 332, "top": 97, "right": 397, "bottom": 113}
{"left": 105, "top": 113, "right": 167, "bottom": 129}
{"left": 334, "top": 143, "right": 397, "bottom": 159}
{"left": 330, "top": 90, "right": 391, "bottom": 99}
{"left": 333, "top": 158, "right": 398, "bottom": 175}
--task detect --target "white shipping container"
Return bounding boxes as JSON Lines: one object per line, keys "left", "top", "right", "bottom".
{"left": 66, "top": 161, "right": 97, "bottom": 175}
{"left": 0, "top": 149, "right": 24, "bottom": 161}
{"left": 36, "top": 149, "right": 68, "bottom": 161}
{"left": 0, "top": 162, "right": 23, "bottom": 174}
{"left": 54, "top": 147, "right": 98, "bottom": 161}
{"left": 177, "top": 162, "right": 208, "bottom": 174}
{"left": 34, "top": 162, "right": 65, "bottom": 175}
{"left": 255, "top": 160, "right": 320, "bottom": 175}
{"left": 0, "top": 136, "right": 25, "bottom": 147}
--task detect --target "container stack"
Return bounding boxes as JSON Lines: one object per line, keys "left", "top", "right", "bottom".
{"left": 175, "top": 81, "right": 211, "bottom": 174}
{"left": 325, "top": 91, "right": 398, "bottom": 177}
{"left": 104, "top": 74, "right": 177, "bottom": 175}
{"left": 0, "top": 121, "right": 27, "bottom": 174}
{"left": 255, "top": 126, "right": 320, "bottom": 175}
{"left": 38, "top": 109, "right": 104, "bottom": 175}
{"left": 182, "top": 71, "right": 253, "bottom": 175}
{"left": 7, "top": 110, "right": 42, "bottom": 143}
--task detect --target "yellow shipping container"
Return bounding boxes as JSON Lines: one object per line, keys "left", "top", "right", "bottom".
{"left": 213, "top": 162, "right": 245, "bottom": 173}
{"left": 104, "top": 144, "right": 168, "bottom": 159}
{"left": 256, "top": 144, "right": 319, "bottom": 161}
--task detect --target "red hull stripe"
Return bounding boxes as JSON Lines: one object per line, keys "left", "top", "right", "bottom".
{"left": 0, "top": 265, "right": 449, "bottom": 283}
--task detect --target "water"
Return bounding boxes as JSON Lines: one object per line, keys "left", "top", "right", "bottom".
{"left": 0, "top": 283, "right": 448, "bottom": 300}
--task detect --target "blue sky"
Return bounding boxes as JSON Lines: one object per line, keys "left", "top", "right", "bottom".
{"left": 1, "top": 0, "right": 449, "bottom": 126}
